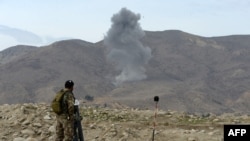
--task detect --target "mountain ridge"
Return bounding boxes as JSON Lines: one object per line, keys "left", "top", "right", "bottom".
{"left": 1, "top": 30, "right": 250, "bottom": 114}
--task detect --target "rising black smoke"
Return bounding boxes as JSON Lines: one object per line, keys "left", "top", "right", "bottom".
{"left": 104, "top": 8, "right": 152, "bottom": 85}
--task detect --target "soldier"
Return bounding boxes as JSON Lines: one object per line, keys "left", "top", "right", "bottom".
{"left": 55, "top": 80, "right": 75, "bottom": 141}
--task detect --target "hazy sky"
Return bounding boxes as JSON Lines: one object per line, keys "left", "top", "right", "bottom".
{"left": 0, "top": 0, "right": 249, "bottom": 51}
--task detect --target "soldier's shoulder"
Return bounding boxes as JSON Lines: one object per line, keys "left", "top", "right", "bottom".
{"left": 64, "top": 91, "right": 74, "bottom": 98}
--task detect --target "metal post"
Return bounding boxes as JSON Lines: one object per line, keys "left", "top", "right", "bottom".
{"left": 152, "top": 96, "right": 159, "bottom": 141}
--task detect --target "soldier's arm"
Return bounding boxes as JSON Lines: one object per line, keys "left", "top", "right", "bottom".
{"left": 66, "top": 92, "right": 75, "bottom": 120}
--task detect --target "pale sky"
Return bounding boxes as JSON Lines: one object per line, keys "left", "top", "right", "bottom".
{"left": 0, "top": 0, "right": 250, "bottom": 51}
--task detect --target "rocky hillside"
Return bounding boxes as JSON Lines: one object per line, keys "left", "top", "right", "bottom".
{"left": 0, "top": 45, "right": 37, "bottom": 65}
{"left": 2, "top": 102, "right": 250, "bottom": 141}
{"left": 1, "top": 30, "right": 250, "bottom": 114}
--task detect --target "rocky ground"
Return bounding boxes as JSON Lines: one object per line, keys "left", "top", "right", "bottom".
{"left": 1, "top": 102, "right": 250, "bottom": 141}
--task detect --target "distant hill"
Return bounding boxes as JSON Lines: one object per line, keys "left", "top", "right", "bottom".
{"left": 1, "top": 30, "right": 250, "bottom": 114}
{"left": 0, "top": 45, "right": 37, "bottom": 65}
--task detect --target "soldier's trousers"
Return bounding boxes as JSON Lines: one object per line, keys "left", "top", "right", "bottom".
{"left": 55, "top": 115, "right": 74, "bottom": 141}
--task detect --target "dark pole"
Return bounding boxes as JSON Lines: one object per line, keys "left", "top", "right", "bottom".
{"left": 152, "top": 96, "right": 159, "bottom": 141}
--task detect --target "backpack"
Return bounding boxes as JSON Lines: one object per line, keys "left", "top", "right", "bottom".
{"left": 51, "top": 89, "right": 66, "bottom": 114}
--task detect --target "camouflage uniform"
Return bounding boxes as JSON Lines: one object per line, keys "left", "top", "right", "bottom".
{"left": 55, "top": 89, "right": 75, "bottom": 141}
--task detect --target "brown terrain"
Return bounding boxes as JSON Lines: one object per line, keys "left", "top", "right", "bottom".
{"left": 2, "top": 102, "right": 249, "bottom": 141}
{"left": 1, "top": 30, "right": 250, "bottom": 115}
{"left": 7, "top": 6, "right": 250, "bottom": 140}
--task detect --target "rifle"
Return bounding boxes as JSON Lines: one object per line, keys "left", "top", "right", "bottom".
{"left": 73, "top": 100, "right": 84, "bottom": 141}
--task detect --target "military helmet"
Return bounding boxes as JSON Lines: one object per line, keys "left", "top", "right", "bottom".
{"left": 65, "top": 80, "right": 74, "bottom": 88}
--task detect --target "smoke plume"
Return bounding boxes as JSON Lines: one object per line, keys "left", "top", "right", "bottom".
{"left": 104, "top": 8, "right": 152, "bottom": 85}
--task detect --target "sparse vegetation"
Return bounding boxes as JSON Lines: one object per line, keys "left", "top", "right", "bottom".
{"left": 84, "top": 95, "right": 94, "bottom": 101}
